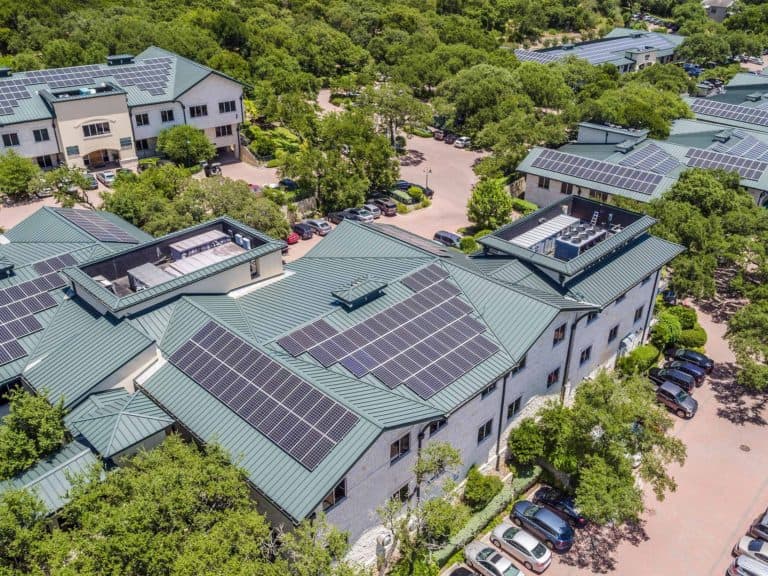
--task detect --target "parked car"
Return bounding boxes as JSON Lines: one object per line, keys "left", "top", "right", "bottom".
{"left": 752, "top": 510, "right": 768, "bottom": 541}
{"left": 464, "top": 542, "right": 521, "bottom": 576}
{"left": 666, "top": 348, "right": 714, "bottom": 373}
{"left": 83, "top": 173, "right": 98, "bottom": 190}
{"left": 734, "top": 536, "right": 768, "bottom": 565}
{"left": 394, "top": 179, "right": 434, "bottom": 198}
{"left": 444, "top": 132, "right": 458, "bottom": 144}
{"left": 454, "top": 136, "right": 471, "bottom": 148}
{"left": 532, "top": 486, "right": 588, "bottom": 528}
{"left": 433, "top": 230, "right": 462, "bottom": 248}
{"left": 433, "top": 129, "right": 445, "bottom": 141}
{"left": 727, "top": 555, "right": 768, "bottom": 576}
{"left": 285, "top": 231, "right": 299, "bottom": 245}
{"left": 656, "top": 381, "right": 698, "bottom": 418}
{"left": 661, "top": 288, "right": 677, "bottom": 305}
{"left": 304, "top": 218, "right": 332, "bottom": 236}
{"left": 328, "top": 211, "right": 349, "bottom": 225}
{"left": 345, "top": 207, "right": 375, "bottom": 223}
{"left": 371, "top": 197, "right": 397, "bottom": 216}
{"left": 96, "top": 171, "right": 116, "bottom": 187}
{"left": 511, "top": 501, "right": 574, "bottom": 552}
{"left": 291, "top": 222, "right": 314, "bottom": 240}
{"left": 279, "top": 178, "right": 299, "bottom": 191}
{"left": 663, "top": 360, "right": 706, "bottom": 385}
{"left": 490, "top": 521, "right": 552, "bottom": 573}
{"left": 648, "top": 367, "right": 696, "bottom": 392}
{"left": 362, "top": 203, "right": 382, "bottom": 219}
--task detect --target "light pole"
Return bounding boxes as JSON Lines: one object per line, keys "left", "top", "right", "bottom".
{"left": 424, "top": 167, "right": 432, "bottom": 191}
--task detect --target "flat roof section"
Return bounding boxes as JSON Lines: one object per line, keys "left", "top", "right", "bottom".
{"left": 508, "top": 214, "right": 578, "bottom": 248}
{"left": 167, "top": 242, "right": 245, "bottom": 276}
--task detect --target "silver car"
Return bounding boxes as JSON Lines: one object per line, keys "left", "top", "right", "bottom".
{"left": 362, "top": 203, "right": 382, "bottom": 219}
{"left": 728, "top": 555, "right": 768, "bottom": 576}
{"left": 304, "top": 218, "right": 332, "bottom": 236}
{"left": 736, "top": 536, "right": 768, "bottom": 565}
{"left": 464, "top": 541, "right": 520, "bottom": 576}
{"left": 490, "top": 522, "right": 551, "bottom": 573}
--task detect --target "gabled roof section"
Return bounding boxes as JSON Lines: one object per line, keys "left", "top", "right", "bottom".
{"left": 0, "top": 440, "right": 100, "bottom": 512}
{"left": 65, "top": 389, "right": 172, "bottom": 458}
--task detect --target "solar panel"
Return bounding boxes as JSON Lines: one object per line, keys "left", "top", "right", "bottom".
{"left": 690, "top": 98, "right": 768, "bottom": 128}
{"left": 513, "top": 49, "right": 564, "bottom": 64}
{"left": 718, "top": 135, "right": 768, "bottom": 162}
{"left": 54, "top": 208, "right": 138, "bottom": 243}
{"left": 168, "top": 321, "right": 359, "bottom": 471}
{"left": 531, "top": 149, "right": 663, "bottom": 195}
{"left": 402, "top": 263, "right": 450, "bottom": 292}
{"left": 32, "top": 253, "right": 77, "bottom": 275}
{"left": 619, "top": 144, "right": 680, "bottom": 175}
{"left": 685, "top": 148, "right": 768, "bottom": 181}
{"left": 277, "top": 319, "right": 339, "bottom": 356}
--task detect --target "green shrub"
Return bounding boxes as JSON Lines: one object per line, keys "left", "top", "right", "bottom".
{"left": 263, "top": 187, "right": 293, "bottom": 206}
{"left": 617, "top": 343, "right": 660, "bottom": 375}
{"left": 463, "top": 467, "right": 503, "bottom": 511}
{"left": 420, "top": 198, "right": 432, "bottom": 209}
{"left": 511, "top": 198, "right": 538, "bottom": 215}
{"left": 422, "top": 498, "right": 470, "bottom": 544}
{"left": 460, "top": 236, "right": 479, "bottom": 253}
{"left": 667, "top": 305, "right": 697, "bottom": 330}
{"left": 677, "top": 325, "right": 707, "bottom": 348}
{"left": 507, "top": 418, "right": 544, "bottom": 465}
{"left": 406, "top": 125, "right": 433, "bottom": 138}
{"left": 265, "top": 158, "right": 283, "bottom": 168}
{"left": 407, "top": 185, "right": 425, "bottom": 202}
{"left": 650, "top": 311, "right": 682, "bottom": 350}
{"left": 474, "top": 229, "right": 493, "bottom": 239}
{"left": 396, "top": 202, "right": 410, "bottom": 214}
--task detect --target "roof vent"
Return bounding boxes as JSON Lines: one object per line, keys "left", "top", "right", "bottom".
{"left": 331, "top": 276, "right": 387, "bottom": 310}
{"left": 631, "top": 32, "right": 644, "bottom": 38}
{"left": 106, "top": 54, "right": 135, "bottom": 66}
{"left": 615, "top": 139, "right": 637, "bottom": 154}
{"left": 746, "top": 92, "right": 763, "bottom": 102}
{"left": 713, "top": 128, "right": 734, "bottom": 143}
{"left": 0, "top": 68, "right": 11, "bottom": 78}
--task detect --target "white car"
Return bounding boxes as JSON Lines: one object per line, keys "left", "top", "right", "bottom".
{"left": 464, "top": 541, "right": 520, "bottom": 576}
{"left": 97, "top": 171, "right": 116, "bottom": 187}
{"left": 735, "top": 536, "right": 768, "bottom": 565}
{"left": 454, "top": 136, "right": 471, "bottom": 148}
{"left": 490, "top": 522, "right": 551, "bottom": 573}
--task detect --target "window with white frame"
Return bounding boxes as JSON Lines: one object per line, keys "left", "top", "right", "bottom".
{"left": 477, "top": 420, "right": 493, "bottom": 443}
{"left": 538, "top": 176, "right": 550, "bottom": 189}
{"left": 608, "top": 324, "right": 619, "bottom": 343}
{"left": 82, "top": 122, "right": 110, "bottom": 137}
{"left": 322, "top": 478, "right": 347, "bottom": 511}
{"left": 215, "top": 124, "right": 233, "bottom": 137}
{"left": 33, "top": 128, "right": 49, "bottom": 142}
{"left": 392, "top": 483, "right": 409, "bottom": 503}
{"left": 480, "top": 382, "right": 497, "bottom": 399}
{"left": 2, "top": 133, "right": 19, "bottom": 146}
{"left": 507, "top": 396, "right": 522, "bottom": 419}
{"left": 161, "top": 109, "right": 175, "bottom": 123}
{"left": 634, "top": 306, "right": 644, "bottom": 323}
{"left": 553, "top": 322, "right": 566, "bottom": 346}
{"left": 429, "top": 419, "right": 446, "bottom": 436}
{"left": 135, "top": 113, "right": 149, "bottom": 127}
{"left": 189, "top": 104, "right": 208, "bottom": 118}
{"left": 546, "top": 367, "right": 560, "bottom": 388}
{"left": 511, "top": 354, "right": 526, "bottom": 376}
{"left": 579, "top": 346, "right": 592, "bottom": 365}
{"left": 390, "top": 433, "right": 410, "bottom": 463}
{"left": 219, "top": 100, "right": 236, "bottom": 114}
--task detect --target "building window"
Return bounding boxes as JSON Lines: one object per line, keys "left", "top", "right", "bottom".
{"left": 215, "top": 124, "right": 233, "bottom": 137}
{"left": 589, "top": 190, "right": 609, "bottom": 202}
{"left": 82, "top": 122, "right": 110, "bottom": 137}
{"left": 634, "top": 306, "right": 644, "bottom": 323}
{"left": 33, "top": 128, "right": 49, "bottom": 142}
{"left": 579, "top": 346, "right": 592, "bottom": 365}
{"left": 219, "top": 100, "right": 237, "bottom": 114}
{"left": 608, "top": 325, "right": 619, "bottom": 343}
{"left": 189, "top": 104, "right": 208, "bottom": 118}
{"left": 119, "top": 137, "right": 133, "bottom": 149}
{"left": 587, "top": 311, "right": 599, "bottom": 324}
{"left": 480, "top": 382, "right": 497, "bottom": 399}
{"left": 390, "top": 433, "right": 410, "bottom": 463}
{"left": 2, "top": 133, "right": 19, "bottom": 147}
{"left": 135, "top": 139, "right": 149, "bottom": 151}
{"left": 392, "top": 483, "right": 409, "bottom": 503}
{"left": 322, "top": 478, "right": 346, "bottom": 511}
{"left": 507, "top": 396, "right": 522, "bottom": 420}
{"left": 641, "top": 275, "right": 652, "bottom": 285}
{"left": 36, "top": 155, "right": 54, "bottom": 169}
{"left": 65, "top": 145, "right": 80, "bottom": 156}
{"left": 553, "top": 323, "right": 566, "bottom": 346}
{"left": 477, "top": 420, "right": 493, "bottom": 443}
{"left": 429, "top": 419, "right": 447, "bottom": 436}
{"left": 561, "top": 182, "right": 573, "bottom": 195}
{"left": 161, "top": 109, "right": 175, "bottom": 123}
{"left": 537, "top": 176, "right": 550, "bottom": 189}
{"left": 546, "top": 367, "right": 560, "bottom": 388}
{"left": 135, "top": 113, "right": 149, "bottom": 127}
{"left": 615, "top": 294, "right": 626, "bottom": 305}
{"left": 511, "top": 354, "right": 526, "bottom": 376}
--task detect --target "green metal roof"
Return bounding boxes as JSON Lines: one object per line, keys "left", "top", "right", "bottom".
{"left": 65, "top": 389, "right": 172, "bottom": 458}
{"left": 0, "top": 440, "right": 99, "bottom": 512}
{"left": 331, "top": 276, "right": 388, "bottom": 307}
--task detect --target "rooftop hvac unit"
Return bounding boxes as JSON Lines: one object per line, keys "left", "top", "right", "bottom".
{"left": 561, "top": 233, "right": 571, "bottom": 240}
{"left": 234, "top": 233, "right": 243, "bottom": 246}
{"left": 241, "top": 237, "right": 252, "bottom": 250}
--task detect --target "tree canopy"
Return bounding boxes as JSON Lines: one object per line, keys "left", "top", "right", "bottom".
{"left": 467, "top": 178, "right": 513, "bottom": 231}
{"left": 156, "top": 125, "right": 216, "bottom": 167}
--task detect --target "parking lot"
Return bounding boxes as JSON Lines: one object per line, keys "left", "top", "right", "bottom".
{"left": 446, "top": 304, "right": 768, "bottom": 576}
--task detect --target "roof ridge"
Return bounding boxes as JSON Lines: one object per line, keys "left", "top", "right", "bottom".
{"left": 18, "top": 444, "right": 91, "bottom": 485}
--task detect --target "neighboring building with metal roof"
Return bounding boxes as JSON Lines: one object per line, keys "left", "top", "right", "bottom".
{"left": 517, "top": 120, "right": 768, "bottom": 207}
{"left": 514, "top": 28, "right": 684, "bottom": 72}
{"left": 702, "top": 0, "right": 734, "bottom": 22}
{"left": 0, "top": 203, "right": 680, "bottom": 546}
{"left": 0, "top": 46, "right": 244, "bottom": 171}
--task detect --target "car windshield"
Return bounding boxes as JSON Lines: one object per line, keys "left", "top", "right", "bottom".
{"left": 359, "top": 209, "right": 372, "bottom": 216}
{"left": 531, "top": 543, "right": 547, "bottom": 558}
{"left": 502, "top": 566, "right": 519, "bottom": 576}
{"left": 675, "top": 390, "right": 690, "bottom": 402}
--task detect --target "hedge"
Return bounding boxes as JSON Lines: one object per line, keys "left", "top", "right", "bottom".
{"left": 463, "top": 467, "right": 503, "bottom": 511}
{"left": 433, "top": 466, "right": 541, "bottom": 566}
{"left": 511, "top": 198, "right": 538, "bottom": 215}
{"left": 677, "top": 325, "right": 707, "bottom": 348}
{"left": 667, "top": 306, "right": 697, "bottom": 330}
{"left": 617, "top": 343, "right": 660, "bottom": 375}
{"left": 460, "top": 237, "right": 479, "bottom": 254}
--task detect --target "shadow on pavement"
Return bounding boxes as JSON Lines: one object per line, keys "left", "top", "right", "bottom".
{"left": 400, "top": 149, "right": 426, "bottom": 167}
{"left": 709, "top": 362, "right": 767, "bottom": 426}
{"left": 559, "top": 521, "right": 649, "bottom": 573}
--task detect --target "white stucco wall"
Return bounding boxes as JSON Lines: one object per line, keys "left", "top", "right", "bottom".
{"left": 0, "top": 118, "right": 61, "bottom": 161}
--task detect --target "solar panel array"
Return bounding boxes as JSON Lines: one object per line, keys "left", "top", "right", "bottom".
{"left": 169, "top": 321, "right": 359, "bottom": 471}
{"left": 277, "top": 320, "right": 339, "bottom": 357}
{"left": 690, "top": 99, "right": 768, "bottom": 128}
{"left": 532, "top": 149, "right": 663, "bottom": 194}
{"left": 717, "top": 135, "right": 768, "bottom": 162}
{"left": 54, "top": 209, "right": 138, "bottom": 243}
{"left": 619, "top": 143, "right": 680, "bottom": 175}
{"left": 32, "top": 253, "right": 77, "bottom": 275}
{"left": 520, "top": 33, "right": 678, "bottom": 66}
{"left": 0, "top": 273, "right": 65, "bottom": 365}
{"left": 402, "top": 263, "right": 449, "bottom": 292}
{"left": 513, "top": 49, "right": 564, "bottom": 64}
{"left": 685, "top": 148, "right": 768, "bottom": 181}
{"left": 0, "top": 57, "right": 173, "bottom": 116}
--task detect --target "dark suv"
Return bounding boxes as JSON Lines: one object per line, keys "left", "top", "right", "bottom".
{"left": 532, "top": 486, "right": 587, "bottom": 528}
{"left": 371, "top": 197, "right": 397, "bottom": 216}
{"left": 291, "top": 222, "right": 314, "bottom": 240}
{"left": 511, "top": 501, "right": 574, "bottom": 552}
{"left": 648, "top": 367, "right": 696, "bottom": 392}
{"left": 656, "top": 381, "right": 698, "bottom": 418}
{"left": 663, "top": 360, "right": 706, "bottom": 385}
{"left": 666, "top": 349, "right": 714, "bottom": 373}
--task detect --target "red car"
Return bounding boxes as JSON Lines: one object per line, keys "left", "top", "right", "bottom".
{"left": 285, "top": 231, "right": 299, "bottom": 244}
